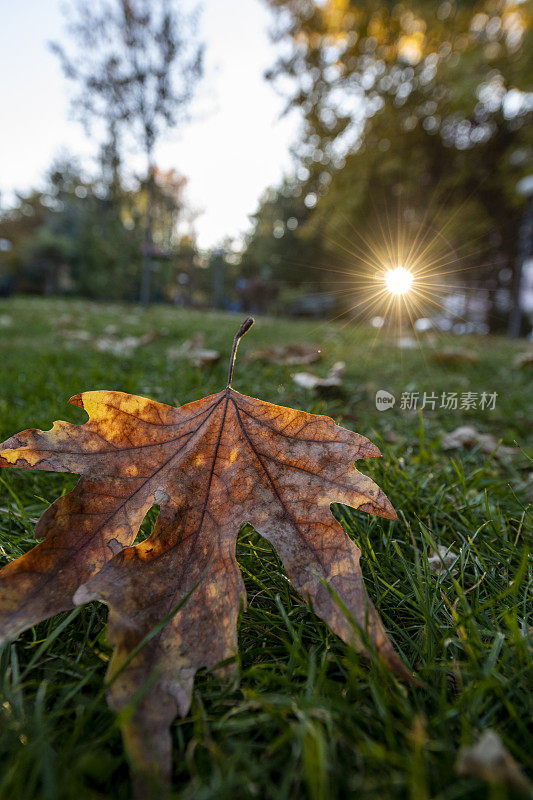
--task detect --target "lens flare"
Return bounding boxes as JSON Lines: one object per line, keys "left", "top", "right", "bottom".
{"left": 384, "top": 266, "right": 413, "bottom": 295}
{"left": 302, "top": 201, "right": 470, "bottom": 343}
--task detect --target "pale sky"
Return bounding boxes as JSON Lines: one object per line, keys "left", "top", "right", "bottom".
{"left": 0, "top": 0, "right": 299, "bottom": 249}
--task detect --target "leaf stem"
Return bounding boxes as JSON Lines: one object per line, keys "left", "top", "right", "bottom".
{"left": 227, "top": 316, "right": 254, "bottom": 389}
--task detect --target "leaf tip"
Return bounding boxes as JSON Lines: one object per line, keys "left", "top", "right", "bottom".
{"left": 359, "top": 490, "right": 398, "bottom": 521}
{"left": 383, "top": 648, "right": 421, "bottom": 686}
{"left": 68, "top": 393, "right": 84, "bottom": 408}
{"left": 73, "top": 584, "right": 98, "bottom": 606}
{"left": 366, "top": 442, "right": 382, "bottom": 458}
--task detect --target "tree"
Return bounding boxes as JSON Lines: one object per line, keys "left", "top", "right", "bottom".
{"left": 52, "top": 0, "right": 203, "bottom": 305}
{"left": 264, "top": 0, "right": 532, "bottom": 167}
{"left": 0, "top": 190, "right": 52, "bottom": 295}
{"left": 240, "top": 178, "right": 323, "bottom": 289}
{"left": 0, "top": 158, "right": 190, "bottom": 302}
{"left": 253, "top": 0, "right": 533, "bottom": 330}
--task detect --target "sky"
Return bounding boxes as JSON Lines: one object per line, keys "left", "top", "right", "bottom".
{"left": 0, "top": 0, "right": 299, "bottom": 249}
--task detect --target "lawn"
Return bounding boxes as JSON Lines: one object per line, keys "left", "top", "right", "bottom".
{"left": 0, "top": 296, "right": 531, "bottom": 800}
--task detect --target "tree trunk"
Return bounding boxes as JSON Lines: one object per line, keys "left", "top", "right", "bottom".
{"left": 140, "top": 163, "right": 156, "bottom": 307}
{"left": 508, "top": 196, "right": 533, "bottom": 338}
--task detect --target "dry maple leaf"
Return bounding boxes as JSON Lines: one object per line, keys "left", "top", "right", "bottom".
{"left": 245, "top": 342, "right": 321, "bottom": 366}
{"left": 0, "top": 317, "right": 410, "bottom": 795}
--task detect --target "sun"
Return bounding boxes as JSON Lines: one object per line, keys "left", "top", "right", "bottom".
{"left": 384, "top": 266, "right": 413, "bottom": 295}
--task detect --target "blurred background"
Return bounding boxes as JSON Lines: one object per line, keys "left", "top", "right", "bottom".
{"left": 0, "top": 0, "right": 532, "bottom": 337}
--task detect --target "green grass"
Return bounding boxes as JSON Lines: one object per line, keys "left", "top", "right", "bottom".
{"left": 0, "top": 296, "right": 532, "bottom": 800}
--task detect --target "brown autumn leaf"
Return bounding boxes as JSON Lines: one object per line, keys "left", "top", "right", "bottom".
{"left": 166, "top": 331, "right": 221, "bottom": 367}
{"left": 430, "top": 348, "right": 479, "bottom": 366}
{"left": 293, "top": 361, "right": 346, "bottom": 391}
{"left": 442, "top": 425, "right": 517, "bottom": 458}
{"left": 245, "top": 342, "right": 321, "bottom": 366}
{"left": 0, "top": 317, "right": 410, "bottom": 795}
{"left": 456, "top": 730, "right": 532, "bottom": 793}
{"left": 95, "top": 330, "right": 160, "bottom": 357}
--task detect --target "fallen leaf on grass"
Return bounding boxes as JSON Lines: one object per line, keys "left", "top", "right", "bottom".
{"left": 0, "top": 318, "right": 409, "bottom": 796}
{"left": 442, "top": 426, "right": 516, "bottom": 458}
{"left": 456, "top": 730, "right": 531, "bottom": 793}
{"left": 396, "top": 336, "right": 417, "bottom": 349}
{"left": 166, "top": 332, "right": 220, "bottom": 367}
{"left": 431, "top": 349, "right": 479, "bottom": 366}
{"left": 513, "top": 351, "right": 533, "bottom": 369}
{"left": 56, "top": 314, "right": 75, "bottom": 329}
{"left": 293, "top": 361, "right": 345, "bottom": 391}
{"left": 245, "top": 343, "right": 321, "bottom": 366}
{"left": 67, "top": 329, "right": 92, "bottom": 342}
{"left": 95, "top": 331, "right": 159, "bottom": 357}
{"left": 428, "top": 544, "right": 458, "bottom": 575}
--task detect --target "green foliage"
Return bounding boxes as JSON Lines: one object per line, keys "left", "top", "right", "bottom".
{"left": 242, "top": 0, "right": 533, "bottom": 328}
{"left": 0, "top": 297, "right": 531, "bottom": 799}
{"left": 0, "top": 160, "right": 199, "bottom": 303}
{"left": 265, "top": 0, "right": 533, "bottom": 159}
{"left": 240, "top": 178, "right": 321, "bottom": 287}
